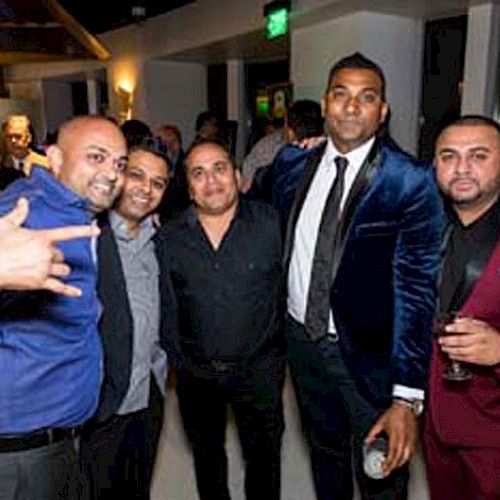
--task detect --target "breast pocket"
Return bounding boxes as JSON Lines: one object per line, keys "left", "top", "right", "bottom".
{"left": 354, "top": 221, "right": 399, "bottom": 238}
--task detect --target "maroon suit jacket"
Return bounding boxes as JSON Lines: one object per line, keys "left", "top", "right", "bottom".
{"left": 428, "top": 239, "right": 500, "bottom": 447}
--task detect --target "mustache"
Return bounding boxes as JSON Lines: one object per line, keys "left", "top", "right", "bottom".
{"left": 449, "top": 175, "right": 477, "bottom": 184}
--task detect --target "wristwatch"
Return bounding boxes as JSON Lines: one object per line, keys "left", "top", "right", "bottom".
{"left": 393, "top": 397, "right": 424, "bottom": 417}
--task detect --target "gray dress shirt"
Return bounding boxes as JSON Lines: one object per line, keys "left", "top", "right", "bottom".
{"left": 109, "top": 211, "right": 167, "bottom": 415}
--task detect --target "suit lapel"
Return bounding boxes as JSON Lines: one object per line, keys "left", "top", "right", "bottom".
{"left": 283, "top": 141, "right": 327, "bottom": 267}
{"left": 330, "top": 140, "right": 382, "bottom": 284}
{"left": 448, "top": 205, "right": 500, "bottom": 312}
{"left": 96, "top": 214, "right": 134, "bottom": 366}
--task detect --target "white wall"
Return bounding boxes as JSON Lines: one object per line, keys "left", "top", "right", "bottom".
{"left": 359, "top": 12, "right": 424, "bottom": 154}
{"left": 461, "top": 1, "right": 500, "bottom": 116}
{"left": 291, "top": 11, "right": 424, "bottom": 153}
{"left": 144, "top": 60, "right": 207, "bottom": 147}
{"left": 42, "top": 80, "right": 74, "bottom": 137}
{"left": 291, "top": 13, "right": 360, "bottom": 100}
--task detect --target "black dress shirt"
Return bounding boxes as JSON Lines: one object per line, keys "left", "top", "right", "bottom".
{"left": 440, "top": 200, "right": 500, "bottom": 313}
{"left": 158, "top": 198, "right": 284, "bottom": 365}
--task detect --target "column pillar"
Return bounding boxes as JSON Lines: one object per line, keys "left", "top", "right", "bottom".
{"left": 461, "top": 1, "right": 500, "bottom": 116}
{"left": 226, "top": 58, "right": 248, "bottom": 162}
{"left": 86, "top": 72, "right": 98, "bottom": 115}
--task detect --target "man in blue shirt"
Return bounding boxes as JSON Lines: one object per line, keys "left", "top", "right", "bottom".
{"left": 0, "top": 115, "right": 127, "bottom": 500}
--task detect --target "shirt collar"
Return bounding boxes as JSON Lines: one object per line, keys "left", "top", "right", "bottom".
{"left": 30, "top": 165, "right": 91, "bottom": 211}
{"left": 449, "top": 197, "right": 500, "bottom": 230}
{"left": 325, "top": 136, "right": 376, "bottom": 170}
{"left": 109, "top": 209, "right": 156, "bottom": 242}
{"left": 186, "top": 197, "right": 251, "bottom": 228}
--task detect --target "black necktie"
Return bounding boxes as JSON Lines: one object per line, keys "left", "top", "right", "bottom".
{"left": 304, "top": 155, "right": 348, "bottom": 340}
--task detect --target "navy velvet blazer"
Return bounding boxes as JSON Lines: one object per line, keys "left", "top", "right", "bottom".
{"left": 272, "top": 138, "right": 444, "bottom": 409}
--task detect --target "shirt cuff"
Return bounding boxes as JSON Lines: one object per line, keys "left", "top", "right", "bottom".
{"left": 392, "top": 384, "right": 424, "bottom": 401}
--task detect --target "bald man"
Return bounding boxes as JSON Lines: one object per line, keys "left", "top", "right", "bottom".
{"left": 0, "top": 115, "right": 127, "bottom": 500}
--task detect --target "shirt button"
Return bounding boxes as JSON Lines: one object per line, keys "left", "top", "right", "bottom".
{"left": 214, "top": 262, "right": 220, "bottom": 271}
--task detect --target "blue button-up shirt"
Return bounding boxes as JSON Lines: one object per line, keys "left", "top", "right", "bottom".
{"left": 0, "top": 167, "right": 102, "bottom": 434}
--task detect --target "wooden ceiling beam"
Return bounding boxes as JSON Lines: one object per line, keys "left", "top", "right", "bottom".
{"left": 41, "top": 0, "right": 111, "bottom": 60}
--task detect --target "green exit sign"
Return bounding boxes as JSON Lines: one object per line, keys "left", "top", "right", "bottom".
{"left": 264, "top": 1, "right": 290, "bottom": 40}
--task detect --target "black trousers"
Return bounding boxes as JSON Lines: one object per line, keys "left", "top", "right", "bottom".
{"left": 177, "top": 350, "right": 285, "bottom": 500}
{"left": 286, "top": 316, "right": 408, "bottom": 500}
{"left": 0, "top": 438, "right": 79, "bottom": 500}
{"left": 79, "top": 380, "right": 164, "bottom": 500}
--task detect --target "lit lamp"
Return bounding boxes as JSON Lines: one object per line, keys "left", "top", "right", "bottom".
{"left": 116, "top": 86, "right": 133, "bottom": 123}
{"left": 264, "top": 0, "right": 291, "bottom": 40}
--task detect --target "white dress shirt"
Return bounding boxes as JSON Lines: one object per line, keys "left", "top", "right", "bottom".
{"left": 287, "top": 136, "right": 424, "bottom": 401}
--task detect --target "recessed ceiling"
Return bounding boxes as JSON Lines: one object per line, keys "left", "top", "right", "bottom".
{"left": 0, "top": 0, "right": 195, "bottom": 65}
{"left": 57, "top": 0, "right": 195, "bottom": 34}
{"left": 0, "top": 0, "right": 110, "bottom": 63}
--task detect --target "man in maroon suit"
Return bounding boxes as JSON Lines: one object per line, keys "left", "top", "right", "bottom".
{"left": 424, "top": 115, "right": 500, "bottom": 499}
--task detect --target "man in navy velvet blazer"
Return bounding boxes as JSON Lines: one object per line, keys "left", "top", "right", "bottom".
{"left": 274, "top": 53, "right": 443, "bottom": 499}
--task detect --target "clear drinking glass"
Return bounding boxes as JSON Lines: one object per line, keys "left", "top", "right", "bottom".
{"left": 362, "top": 437, "right": 389, "bottom": 479}
{"left": 435, "top": 311, "right": 472, "bottom": 382}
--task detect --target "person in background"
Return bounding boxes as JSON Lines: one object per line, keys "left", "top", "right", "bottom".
{"left": 0, "top": 115, "right": 127, "bottom": 500}
{"left": 156, "top": 123, "right": 184, "bottom": 173}
{"left": 424, "top": 115, "right": 500, "bottom": 500}
{"left": 242, "top": 117, "right": 286, "bottom": 181}
{"left": 0, "top": 114, "right": 49, "bottom": 189}
{"left": 156, "top": 123, "right": 190, "bottom": 220}
{"left": 247, "top": 99, "right": 324, "bottom": 202}
{"left": 194, "top": 111, "right": 222, "bottom": 141}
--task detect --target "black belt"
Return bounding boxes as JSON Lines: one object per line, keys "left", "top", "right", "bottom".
{"left": 0, "top": 426, "right": 81, "bottom": 453}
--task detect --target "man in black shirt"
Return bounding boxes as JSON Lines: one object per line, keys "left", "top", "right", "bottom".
{"left": 424, "top": 115, "right": 500, "bottom": 499}
{"left": 157, "top": 139, "right": 285, "bottom": 500}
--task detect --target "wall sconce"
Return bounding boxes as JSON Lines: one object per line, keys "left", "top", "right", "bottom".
{"left": 116, "top": 85, "right": 133, "bottom": 123}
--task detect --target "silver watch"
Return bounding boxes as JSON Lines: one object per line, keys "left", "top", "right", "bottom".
{"left": 393, "top": 397, "right": 424, "bottom": 416}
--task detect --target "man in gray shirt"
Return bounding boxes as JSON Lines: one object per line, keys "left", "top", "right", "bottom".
{"left": 80, "top": 136, "right": 171, "bottom": 500}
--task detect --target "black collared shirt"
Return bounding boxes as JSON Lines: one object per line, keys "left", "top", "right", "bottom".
{"left": 157, "top": 197, "right": 284, "bottom": 364}
{"left": 440, "top": 200, "right": 500, "bottom": 313}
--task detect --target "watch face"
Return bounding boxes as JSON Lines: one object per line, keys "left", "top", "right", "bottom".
{"left": 413, "top": 400, "right": 424, "bottom": 416}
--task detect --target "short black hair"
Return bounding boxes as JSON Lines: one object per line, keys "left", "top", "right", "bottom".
{"left": 437, "top": 114, "right": 500, "bottom": 138}
{"left": 129, "top": 135, "right": 172, "bottom": 171}
{"left": 120, "top": 119, "right": 152, "bottom": 148}
{"left": 287, "top": 100, "right": 323, "bottom": 141}
{"left": 195, "top": 111, "right": 220, "bottom": 132}
{"left": 326, "top": 52, "right": 386, "bottom": 100}
{"left": 158, "top": 123, "right": 182, "bottom": 144}
{"left": 184, "top": 137, "right": 238, "bottom": 172}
